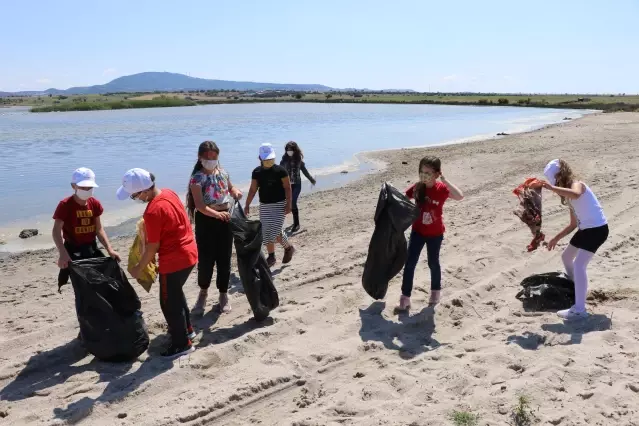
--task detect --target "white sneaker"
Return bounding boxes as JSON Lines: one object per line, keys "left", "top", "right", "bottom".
{"left": 557, "top": 306, "right": 588, "bottom": 320}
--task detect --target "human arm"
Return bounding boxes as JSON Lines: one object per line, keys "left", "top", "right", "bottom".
{"left": 542, "top": 181, "right": 585, "bottom": 201}
{"left": 52, "top": 219, "right": 71, "bottom": 268}
{"left": 244, "top": 179, "right": 259, "bottom": 215}
{"left": 95, "top": 216, "right": 120, "bottom": 261}
{"left": 547, "top": 209, "right": 578, "bottom": 250}
{"left": 228, "top": 178, "right": 243, "bottom": 201}
{"left": 189, "top": 182, "right": 230, "bottom": 221}
{"left": 282, "top": 176, "right": 292, "bottom": 214}
{"left": 440, "top": 175, "right": 464, "bottom": 201}
{"left": 301, "top": 162, "right": 316, "bottom": 185}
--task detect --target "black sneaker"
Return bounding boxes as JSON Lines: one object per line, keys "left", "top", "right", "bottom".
{"left": 267, "top": 254, "right": 276, "bottom": 268}
{"left": 290, "top": 224, "right": 300, "bottom": 233}
{"left": 161, "top": 343, "right": 195, "bottom": 359}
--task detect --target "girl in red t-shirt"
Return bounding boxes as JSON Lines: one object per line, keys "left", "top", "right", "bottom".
{"left": 398, "top": 157, "right": 464, "bottom": 310}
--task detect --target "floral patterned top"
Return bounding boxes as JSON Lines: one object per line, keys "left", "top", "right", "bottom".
{"left": 190, "top": 169, "right": 232, "bottom": 206}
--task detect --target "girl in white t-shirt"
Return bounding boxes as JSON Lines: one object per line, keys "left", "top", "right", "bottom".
{"left": 542, "top": 159, "right": 609, "bottom": 320}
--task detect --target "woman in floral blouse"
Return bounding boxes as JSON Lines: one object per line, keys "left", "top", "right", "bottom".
{"left": 187, "top": 141, "right": 242, "bottom": 315}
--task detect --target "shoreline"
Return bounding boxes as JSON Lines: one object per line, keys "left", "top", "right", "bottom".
{"left": 0, "top": 109, "right": 591, "bottom": 255}
{"left": 1, "top": 112, "right": 638, "bottom": 424}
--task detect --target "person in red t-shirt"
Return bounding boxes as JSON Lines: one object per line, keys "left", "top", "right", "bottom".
{"left": 118, "top": 168, "right": 198, "bottom": 359}
{"left": 398, "top": 157, "right": 464, "bottom": 311}
{"left": 53, "top": 167, "right": 120, "bottom": 289}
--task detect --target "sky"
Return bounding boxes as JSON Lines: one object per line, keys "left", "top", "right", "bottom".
{"left": 2, "top": 0, "right": 638, "bottom": 94}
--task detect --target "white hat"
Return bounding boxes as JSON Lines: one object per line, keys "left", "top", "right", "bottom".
{"left": 116, "top": 168, "right": 154, "bottom": 200}
{"left": 259, "top": 143, "right": 276, "bottom": 161}
{"left": 544, "top": 159, "right": 561, "bottom": 186}
{"left": 71, "top": 167, "right": 98, "bottom": 188}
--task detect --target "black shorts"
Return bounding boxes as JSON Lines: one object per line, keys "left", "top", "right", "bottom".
{"left": 570, "top": 224, "right": 609, "bottom": 254}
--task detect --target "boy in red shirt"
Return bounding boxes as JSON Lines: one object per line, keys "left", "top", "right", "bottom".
{"left": 398, "top": 157, "right": 464, "bottom": 310}
{"left": 53, "top": 167, "right": 120, "bottom": 290}
{"left": 118, "top": 168, "right": 198, "bottom": 359}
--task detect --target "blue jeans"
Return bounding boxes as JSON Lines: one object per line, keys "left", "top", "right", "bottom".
{"left": 291, "top": 183, "right": 302, "bottom": 225}
{"left": 401, "top": 231, "right": 443, "bottom": 297}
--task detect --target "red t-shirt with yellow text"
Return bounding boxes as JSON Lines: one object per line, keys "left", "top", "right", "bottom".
{"left": 53, "top": 196, "right": 103, "bottom": 246}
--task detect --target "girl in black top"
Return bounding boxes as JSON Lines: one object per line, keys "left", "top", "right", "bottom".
{"left": 280, "top": 141, "right": 316, "bottom": 233}
{"left": 245, "top": 143, "right": 296, "bottom": 267}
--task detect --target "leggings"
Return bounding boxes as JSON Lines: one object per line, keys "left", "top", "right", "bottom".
{"left": 160, "top": 265, "right": 194, "bottom": 348}
{"left": 561, "top": 244, "right": 594, "bottom": 312}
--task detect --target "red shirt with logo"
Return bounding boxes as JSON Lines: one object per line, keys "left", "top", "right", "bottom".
{"left": 144, "top": 189, "right": 198, "bottom": 274}
{"left": 53, "top": 196, "right": 103, "bottom": 246}
{"left": 405, "top": 182, "right": 450, "bottom": 237}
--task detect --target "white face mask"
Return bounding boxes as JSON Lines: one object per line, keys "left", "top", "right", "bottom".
{"left": 287, "top": 151, "right": 294, "bottom": 157}
{"left": 76, "top": 188, "right": 93, "bottom": 201}
{"left": 201, "top": 159, "right": 218, "bottom": 170}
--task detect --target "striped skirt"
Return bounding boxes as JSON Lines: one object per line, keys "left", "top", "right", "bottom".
{"left": 259, "top": 201, "right": 289, "bottom": 245}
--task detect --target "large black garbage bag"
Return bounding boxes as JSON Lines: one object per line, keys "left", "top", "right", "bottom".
{"left": 68, "top": 257, "right": 149, "bottom": 362}
{"left": 515, "top": 272, "right": 575, "bottom": 311}
{"left": 362, "top": 182, "right": 419, "bottom": 300}
{"left": 229, "top": 202, "right": 279, "bottom": 321}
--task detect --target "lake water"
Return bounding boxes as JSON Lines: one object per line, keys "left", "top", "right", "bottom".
{"left": 0, "top": 103, "right": 590, "bottom": 252}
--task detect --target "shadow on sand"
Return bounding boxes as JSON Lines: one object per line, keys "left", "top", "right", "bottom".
{"left": 358, "top": 301, "right": 441, "bottom": 360}
{"left": 507, "top": 314, "right": 611, "bottom": 349}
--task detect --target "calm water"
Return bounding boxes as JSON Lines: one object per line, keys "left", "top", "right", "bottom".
{"left": 0, "top": 103, "right": 589, "bottom": 251}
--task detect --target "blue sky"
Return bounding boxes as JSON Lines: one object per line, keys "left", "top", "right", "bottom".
{"left": 2, "top": 0, "right": 638, "bottom": 93}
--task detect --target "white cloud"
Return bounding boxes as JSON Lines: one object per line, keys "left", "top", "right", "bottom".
{"left": 36, "top": 78, "right": 52, "bottom": 84}
{"left": 102, "top": 68, "right": 117, "bottom": 76}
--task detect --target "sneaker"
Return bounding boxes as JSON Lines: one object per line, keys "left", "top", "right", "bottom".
{"left": 397, "top": 295, "right": 411, "bottom": 311}
{"left": 187, "top": 327, "right": 196, "bottom": 341}
{"left": 161, "top": 343, "right": 195, "bottom": 359}
{"left": 557, "top": 306, "right": 588, "bottom": 320}
{"left": 219, "top": 293, "right": 231, "bottom": 313}
{"left": 192, "top": 289, "right": 208, "bottom": 314}
{"left": 282, "top": 246, "right": 296, "bottom": 264}
{"left": 428, "top": 290, "right": 441, "bottom": 306}
{"left": 290, "top": 224, "right": 300, "bottom": 233}
{"left": 267, "top": 254, "right": 276, "bottom": 268}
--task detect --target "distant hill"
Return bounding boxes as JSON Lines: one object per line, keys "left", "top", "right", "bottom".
{"left": 1, "top": 72, "right": 335, "bottom": 96}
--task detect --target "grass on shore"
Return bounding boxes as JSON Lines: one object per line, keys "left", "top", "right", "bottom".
{"left": 29, "top": 96, "right": 195, "bottom": 112}
{"left": 3, "top": 90, "right": 639, "bottom": 113}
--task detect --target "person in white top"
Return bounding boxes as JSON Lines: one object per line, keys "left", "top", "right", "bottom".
{"left": 542, "top": 159, "right": 609, "bottom": 320}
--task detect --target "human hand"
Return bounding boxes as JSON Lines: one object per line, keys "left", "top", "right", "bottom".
{"left": 244, "top": 205, "right": 250, "bottom": 215}
{"left": 215, "top": 211, "right": 231, "bottom": 222}
{"left": 107, "top": 249, "right": 121, "bottom": 262}
{"left": 129, "top": 263, "right": 142, "bottom": 279}
{"left": 541, "top": 181, "right": 553, "bottom": 190}
{"left": 232, "top": 189, "right": 243, "bottom": 201}
{"left": 546, "top": 236, "right": 560, "bottom": 251}
{"left": 58, "top": 252, "right": 72, "bottom": 269}
{"left": 311, "top": 179, "right": 317, "bottom": 186}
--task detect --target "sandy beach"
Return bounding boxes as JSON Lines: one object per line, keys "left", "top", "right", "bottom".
{"left": 1, "top": 112, "right": 639, "bottom": 425}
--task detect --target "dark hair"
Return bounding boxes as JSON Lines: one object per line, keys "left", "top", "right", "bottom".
{"left": 186, "top": 141, "right": 220, "bottom": 221}
{"left": 414, "top": 156, "right": 442, "bottom": 205}
{"left": 282, "top": 141, "right": 303, "bottom": 163}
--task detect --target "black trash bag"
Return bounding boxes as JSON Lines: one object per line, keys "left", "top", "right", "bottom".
{"left": 515, "top": 272, "right": 575, "bottom": 311}
{"left": 229, "top": 202, "right": 279, "bottom": 321}
{"left": 68, "top": 257, "right": 150, "bottom": 362}
{"left": 362, "top": 182, "right": 419, "bottom": 300}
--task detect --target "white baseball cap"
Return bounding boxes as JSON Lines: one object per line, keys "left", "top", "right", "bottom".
{"left": 544, "top": 159, "right": 561, "bottom": 186}
{"left": 71, "top": 167, "right": 99, "bottom": 188}
{"left": 116, "top": 168, "right": 154, "bottom": 200}
{"left": 259, "top": 143, "right": 276, "bottom": 161}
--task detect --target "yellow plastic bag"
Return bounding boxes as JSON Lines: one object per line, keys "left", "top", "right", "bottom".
{"left": 128, "top": 219, "right": 157, "bottom": 292}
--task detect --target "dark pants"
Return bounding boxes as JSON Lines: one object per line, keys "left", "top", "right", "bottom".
{"left": 401, "top": 231, "right": 444, "bottom": 297}
{"left": 291, "top": 183, "right": 302, "bottom": 226}
{"left": 195, "top": 211, "right": 233, "bottom": 292}
{"left": 160, "top": 265, "right": 194, "bottom": 348}
{"left": 58, "top": 241, "right": 104, "bottom": 289}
